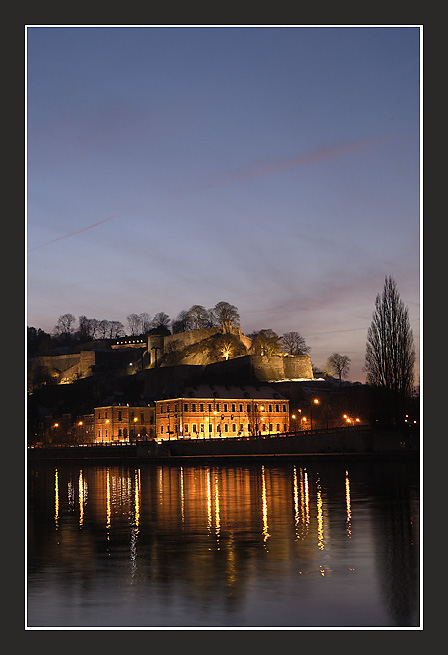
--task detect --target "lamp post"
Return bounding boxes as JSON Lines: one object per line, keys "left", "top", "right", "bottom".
{"left": 311, "top": 399, "right": 319, "bottom": 431}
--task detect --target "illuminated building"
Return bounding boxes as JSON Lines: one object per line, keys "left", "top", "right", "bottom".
{"left": 94, "top": 404, "right": 155, "bottom": 442}
{"left": 155, "top": 385, "right": 289, "bottom": 439}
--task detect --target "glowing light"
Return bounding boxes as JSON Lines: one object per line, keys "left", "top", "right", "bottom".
{"left": 345, "top": 471, "right": 352, "bottom": 538}
{"left": 78, "top": 470, "right": 84, "bottom": 527}
{"left": 106, "top": 469, "right": 111, "bottom": 533}
{"left": 261, "top": 466, "right": 270, "bottom": 544}
{"left": 317, "top": 481, "right": 324, "bottom": 551}
{"left": 54, "top": 469, "right": 59, "bottom": 528}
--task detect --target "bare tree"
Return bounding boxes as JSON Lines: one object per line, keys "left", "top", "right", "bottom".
{"left": 151, "top": 312, "right": 171, "bottom": 331}
{"left": 210, "top": 301, "right": 240, "bottom": 329}
{"left": 172, "top": 310, "right": 192, "bottom": 333}
{"left": 365, "top": 276, "right": 415, "bottom": 421}
{"left": 140, "top": 313, "right": 152, "bottom": 334}
{"left": 54, "top": 313, "right": 76, "bottom": 336}
{"left": 281, "top": 331, "right": 311, "bottom": 355}
{"left": 326, "top": 353, "right": 351, "bottom": 382}
{"left": 188, "top": 305, "right": 212, "bottom": 329}
{"left": 127, "top": 313, "right": 142, "bottom": 336}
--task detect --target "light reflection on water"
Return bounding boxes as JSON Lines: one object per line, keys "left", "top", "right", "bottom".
{"left": 27, "top": 458, "right": 420, "bottom": 628}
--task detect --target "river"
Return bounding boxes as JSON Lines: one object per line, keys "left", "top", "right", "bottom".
{"left": 27, "top": 457, "right": 420, "bottom": 629}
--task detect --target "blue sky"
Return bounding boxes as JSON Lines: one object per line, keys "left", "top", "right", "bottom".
{"left": 26, "top": 26, "right": 421, "bottom": 382}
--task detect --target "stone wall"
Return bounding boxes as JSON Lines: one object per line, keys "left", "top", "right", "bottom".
{"left": 146, "top": 326, "right": 253, "bottom": 368}
{"left": 28, "top": 351, "right": 97, "bottom": 385}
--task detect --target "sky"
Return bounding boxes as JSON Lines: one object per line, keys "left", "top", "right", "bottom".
{"left": 26, "top": 25, "right": 421, "bottom": 383}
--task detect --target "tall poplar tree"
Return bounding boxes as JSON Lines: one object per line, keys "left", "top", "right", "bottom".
{"left": 365, "top": 276, "right": 415, "bottom": 422}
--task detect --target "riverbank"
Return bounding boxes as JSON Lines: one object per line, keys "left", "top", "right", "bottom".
{"left": 27, "top": 426, "right": 419, "bottom": 462}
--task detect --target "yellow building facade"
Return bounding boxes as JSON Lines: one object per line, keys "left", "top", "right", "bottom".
{"left": 156, "top": 385, "right": 290, "bottom": 439}
{"left": 94, "top": 404, "right": 155, "bottom": 442}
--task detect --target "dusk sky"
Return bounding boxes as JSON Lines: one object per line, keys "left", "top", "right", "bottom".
{"left": 26, "top": 26, "right": 421, "bottom": 383}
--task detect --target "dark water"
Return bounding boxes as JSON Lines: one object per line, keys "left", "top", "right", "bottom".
{"left": 27, "top": 457, "right": 420, "bottom": 628}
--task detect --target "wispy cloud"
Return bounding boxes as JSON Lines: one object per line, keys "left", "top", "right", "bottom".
{"left": 27, "top": 210, "right": 131, "bottom": 252}
{"left": 218, "top": 136, "right": 391, "bottom": 186}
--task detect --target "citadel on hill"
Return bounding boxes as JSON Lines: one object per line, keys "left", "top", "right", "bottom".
{"left": 28, "top": 308, "right": 390, "bottom": 446}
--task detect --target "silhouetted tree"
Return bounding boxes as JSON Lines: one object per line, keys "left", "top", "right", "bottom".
{"left": 281, "top": 331, "right": 311, "bottom": 355}
{"left": 127, "top": 313, "right": 142, "bottom": 336}
{"left": 210, "top": 301, "right": 240, "bottom": 329}
{"left": 188, "top": 305, "right": 212, "bottom": 329}
{"left": 54, "top": 313, "right": 76, "bottom": 341}
{"left": 172, "top": 310, "right": 192, "bottom": 333}
{"left": 364, "top": 276, "right": 415, "bottom": 424}
{"left": 326, "top": 353, "right": 351, "bottom": 382}
{"left": 151, "top": 312, "right": 171, "bottom": 331}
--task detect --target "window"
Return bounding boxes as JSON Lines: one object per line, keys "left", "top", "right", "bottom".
{"left": 239, "top": 424, "right": 244, "bottom": 433}
{"left": 200, "top": 423, "right": 204, "bottom": 433}
{"left": 199, "top": 403, "right": 204, "bottom": 412}
{"left": 224, "top": 423, "right": 229, "bottom": 433}
{"left": 283, "top": 424, "right": 287, "bottom": 432}
{"left": 192, "top": 424, "right": 197, "bottom": 433}
{"left": 184, "top": 403, "right": 188, "bottom": 412}
{"left": 269, "top": 404, "right": 273, "bottom": 413}
{"left": 98, "top": 429, "right": 101, "bottom": 437}
{"left": 224, "top": 403, "right": 228, "bottom": 412}
{"left": 276, "top": 424, "right": 280, "bottom": 432}
{"left": 166, "top": 404, "right": 170, "bottom": 413}
{"left": 184, "top": 424, "right": 189, "bottom": 434}
{"left": 118, "top": 428, "right": 122, "bottom": 437}
{"left": 208, "top": 403, "right": 213, "bottom": 413}
{"left": 160, "top": 425, "right": 164, "bottom": 434}
{"left": 140, "top": 412, "right": 144, "bottom": 423}
{"left": 192, "top": 403, "right": 196, "bottom": 412}
{"left": 118, "top": 410, "right": 122, "bottom": 421}
{"left": 239, "top": 404, "right": 243, "bottom": 412}
{"left": 275, "top": 404, "right": 279, "bottom": 413}
{"left": 262, "top": 423, "right": 267, "bottom": 431}
{"left": 208, "top": 423, "right": 213, "bottom": 433}
{"left": 269, "top": 424, "right": 273, "bottom": 432}
{"left": 232, "top": 423, "right": 237, "bottom": 432}
{"left": 97, "top": 411, "right": 101, "bottom": 419}
{"left": 231, "top": 403, "right": 236, "bottom": 413}
{"left": 216, "top": 403, "right": 220, "bottom": 412}
{"left": 283, "top": 404, "right": 287, "bottom": 412}
{"left": 105, "top": 429, "right": 108, "bottom": 438}
{"left": 105, "top": 410, "right": 108, "bottom": 419}
{"left": 217, "top": 425, "right": 221, "bottom": 433}
{"left": 159, "top": 404, "right": 164, "bottom": 413}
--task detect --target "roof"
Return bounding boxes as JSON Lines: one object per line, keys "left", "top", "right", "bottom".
{"left": 164, "top": 384, "right": 288, "bottom": 401}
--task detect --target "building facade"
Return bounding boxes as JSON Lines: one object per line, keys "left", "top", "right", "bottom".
{"left": 94, "top": 404, "right": 155, "bottom": 442}
{"left": 155, "top": 385, "right": 290, "bottom": 439}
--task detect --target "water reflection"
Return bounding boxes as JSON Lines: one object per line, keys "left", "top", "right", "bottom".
{"left": 28, "top": 459, "right": 420, "bottom": 628}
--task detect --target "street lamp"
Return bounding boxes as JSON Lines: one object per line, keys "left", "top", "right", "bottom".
{"left": 311, "top": 399, "right": 319, "bottom": 430}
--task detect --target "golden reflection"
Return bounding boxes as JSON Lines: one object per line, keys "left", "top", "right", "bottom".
{"left": 54, "top": 469, "right": 59, "bottom": 529}
{"left": 134, "top": 469, "right": 140, "bottom": 531}
{"left": 261, "top": 466, "right": 270, "bottom": 544}
{"left": 345, "top": 470, "right": 352, "bottom": 538}
{"left": 214, "top": 474, "right": 221, "bottom": 538}
{"left": 206, "top": 468, "right": 212, "bottom": 533}
{"left": 180, "top": 467, "right": 185, "bottom": 523}
{"left": 293, "top": 466, "right": 300, "bottom": 539}
{"left": 303, "top": 469, "right": 310, "bottom": 527}
{"left": 316, "top": 478, "right": 324, "bottom": 551}
{"left": 78, "top": 470, "right": 84, "bottom": 527}
{"left": 106, "top": 468, "right": 111, "bottom": 534}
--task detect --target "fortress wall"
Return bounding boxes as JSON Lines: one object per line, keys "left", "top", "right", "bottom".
{"left": 282, "top": 355, "right": 314, "bottom": 380}
{"left": 29, "top": 351, "right": 97, "bottom": 382}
